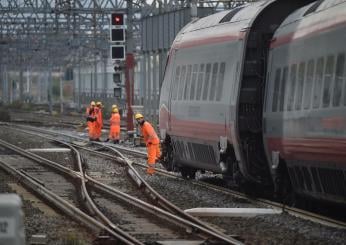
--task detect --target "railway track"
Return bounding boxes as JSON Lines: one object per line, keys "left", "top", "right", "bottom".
{"left": 0, "top": 124, "right": 241, "bottom": 244}
{"left": 2, "top": 122, "right": 345, "bottom": 231}
{"left": 9, "top": 110, "right": 111, "bottom": 129}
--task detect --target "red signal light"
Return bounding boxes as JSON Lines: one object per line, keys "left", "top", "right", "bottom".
{"left": 111, "top": 13, "right": 124, "bottom": 26}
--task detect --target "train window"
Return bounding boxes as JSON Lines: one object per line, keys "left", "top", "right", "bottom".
{"left": 295, "top": 62, "right": 306, "bottom": 111}
{"left": 216, "top": 62, "right": 226, "bottom": 101}
{"left": 183, "top": 65, "right": 192, "bottom": 100}
{"left": 172, "top": 66, "right": 180, "bottom": 100}
{"left": 279, "top": 66, "right": 288, "bottom": 111}
{"left": 322, "top": 55, "right": 335, "bottom": 108}
{"left": 196, "top": 64, "right": 205, "bottom": 100}
{"left": 287, "top": 64, "right": 297, "bottom": 111}
{"left": 272, "top": 68, "right": 281, "bottom": 112}
{"left": 303, "top": 0, "right": 323, "bottom": 16}
{"left": 209, "top": 63, "right": 219, "bottom": 101}
{"left": 219, "top": 7, "right": 244, "bottom": 23}
{"left": 190, "top": 64, "right": 198, "bottom": 100}
{"left": 303, "top": 60, "right": 315, "bottom": 109}
{"left": 313, "top": 58, "right": 324, "bottom": 108}
{"left": 178, "top": 65, "right": 186, "bottom": 100}
{"left": 333, "top": 53, "right": 345, "bottom": 107}
{"left": 202, "top": 63, "right": 212, "bottom": 100}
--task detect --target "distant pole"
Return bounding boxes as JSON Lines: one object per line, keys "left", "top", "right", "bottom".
{"left": 125, "top": 0, "right": 134, "bottom": 131}
{"left": 60, "top": 71, "right": 63, "bottom": 114}
{"left": 48, "top": 66, "right": 53, "bottom": 114}
{"left": 78, "top": 64, "right": 81, "bottom": 110}
{"left": 19, "top": 68, "right": 24, "bottom": 102}
{"left": 190, "top": 0, "right": 198, "bottom": 20}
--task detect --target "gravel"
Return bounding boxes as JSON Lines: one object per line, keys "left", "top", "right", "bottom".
{"left": 0, "top": 127, "right": 95, "bottom": 244}
{"left": 1, "top": 124, "right": 345, "bottom": 244}
{"left": 136, "top": 165, "right": 346, "bottom": 244}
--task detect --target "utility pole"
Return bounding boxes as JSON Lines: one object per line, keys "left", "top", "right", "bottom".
{"left": 60, "top": 70, "right": 63, "bottom": 114}
{"left": 125, "top": 0, "right": 134, "bottom": 131}
{"left": 48, "top": 64, "right": 53, "bottom": 114}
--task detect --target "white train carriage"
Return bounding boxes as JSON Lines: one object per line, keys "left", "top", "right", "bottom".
{"left": 159, "top": 0, "right": 315, "bottom": 183}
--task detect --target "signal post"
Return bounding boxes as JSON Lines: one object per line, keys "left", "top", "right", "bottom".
{"left": 125, "top": 0, "right": 134, "bottom": 132}
{"left": 110, "top": 4, "right": 134, "bottom": 132}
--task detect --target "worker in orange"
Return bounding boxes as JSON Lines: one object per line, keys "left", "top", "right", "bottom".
{"left": 135, "top": 113, "right": 161, "bottom": 175}
{"left": 107, "top": 105, "right": 121, "bottom": 143}
{"left": 93, "top": 101, "right": 103, "bottom": 141}
{"left": 86, "top": 101, "right": 96, "bottom": 141}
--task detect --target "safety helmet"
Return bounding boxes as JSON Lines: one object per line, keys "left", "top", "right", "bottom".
{"left": 90, "top": 101, "right": 96, "bottom": 106}
{"left": 112, "top": 104, "right": 118, "bottom": 109}
{"left": 96, "top": 101, "right": 102, "bottom": 107}
{"left": 135, "top": 113, "right": 144, "bottom": 120}
{"left": 112, "top": 108, "right": 119, "bottom": 113}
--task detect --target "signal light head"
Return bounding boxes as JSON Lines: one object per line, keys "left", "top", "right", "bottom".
{"left": 111, "top": 13, "right": 124, "bottom": 26}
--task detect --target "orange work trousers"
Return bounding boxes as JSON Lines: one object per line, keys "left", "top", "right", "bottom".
{"left": 146, "top": 143, "right": 161, "bottom": 165}
{"left": 94, "top": 125, "right": 102, "bottom": 139}
{"left": 109, "top": 126, "right": 120, "bottom": 140}
{"left": 88, "top": 122, "right": 95, "bottom": 139}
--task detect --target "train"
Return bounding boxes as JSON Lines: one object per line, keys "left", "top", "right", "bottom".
{"left": 158, "top": 0, "right": 346, "bottom": 205}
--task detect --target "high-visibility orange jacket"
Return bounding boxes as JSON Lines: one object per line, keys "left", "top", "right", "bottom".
{"left": 109, "top": 112, "right": 120, "bottom": 140}
{"left": 139, "top": 121, "right": 160, "bottom": 166}
{"left": 98, "top": 108, "right": 103, "bottom": 128}
{"left": 93, "top": 107, "right": 102, "bottom": 138}
{"left": 86, "top": 107, "right": 95, "bottom": 137}
{"left": 139, "top": 121, "right": 160, "bottom": 145}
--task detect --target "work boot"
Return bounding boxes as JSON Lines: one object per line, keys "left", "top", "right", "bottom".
{"left": 146, "top": 166, "right": 155, "bottom": 175}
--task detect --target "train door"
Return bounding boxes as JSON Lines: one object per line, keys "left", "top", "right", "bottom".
{"left": 236, "top": 0, "right": 316, "bottom": 186}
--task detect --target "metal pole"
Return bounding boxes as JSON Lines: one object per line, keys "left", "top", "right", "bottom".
{"left": 60, "top": 71, "right": 63, "bottom": 114}
{"left": 190, "top": 0, "right": 198, "bottom": 20}
{"left": 147, "top": 53, "right": 152, "bottom": 121}
{"left": 142, "top": 54, "right": 147, "bottom": 116}
{"left": 153, "top": 53, "right": 157, "bottom": 124}
{"left": 125, "top": 0, "right": 135, "bottom": 131}
{"left": 38, "top": 73, "right": 41, "bottom": 103}
{"left": 94, "top": 59, "right": 97, "bottom": 98}
{"left": 48, "top": 66, "right": 53, "bottom": 114}
{"left": 26, "top": 67, "right": 30, "bottom": 94}
{"left": 5, "top": 68, "right": 9, "bottom": 104}
{"left": 103, "top": 57, "right": 107, "bottom": 95}
{"left": 78, "top": 64, "right": 81, "bottom": 110}
{"left": 0, "top": 57, "right": 3, "bottom": 102}
{"left": 90, "top": 71, "right": 93, "bottom": 98}
{"left": 19, "top": 68, "right": 24, "bottom": 102}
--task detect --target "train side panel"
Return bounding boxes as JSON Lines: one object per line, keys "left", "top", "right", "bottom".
{"left": 264, "top": 1, "right": 346, "bottom": 204}
{"left": 164, "top": 19, "right": 246, "bottom": 172}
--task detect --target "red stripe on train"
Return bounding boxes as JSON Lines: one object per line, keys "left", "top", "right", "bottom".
{"left": 266, "top": 137, "right": 346, "bottom": 164}
{"left": 159, "top": 106, "right": 232, "bottom": 140}
{"left": 173, "top": 32, "right": 245, "bottom": 49}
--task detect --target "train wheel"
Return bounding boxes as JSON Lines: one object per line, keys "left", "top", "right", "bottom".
{"left": 181, "top": 167, "right": 196, "bottom": 179}
{"left": 161, "top": 137, "right": 176, "bottom": 171}
{"left": 222, "top": 156, "right": 240, "bottom": 188}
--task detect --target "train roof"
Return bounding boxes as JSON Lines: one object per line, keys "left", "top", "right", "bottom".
{"left": 181, "top": 0, "right": 269, "bottom": 33}
{"left": 171, "top": 0, "right": 275, "bottom": 49}
{"left": 276, "top": 0, "right": 346, "bottom": 33}
{"left": 271, "top": 0, "right": 346, "bottom": 47}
